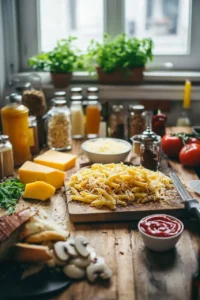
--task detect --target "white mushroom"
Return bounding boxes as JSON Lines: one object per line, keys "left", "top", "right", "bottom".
{"left": 74, "top": 235, "right": 90, "bottom": 257}
{"left": 63, "top": 264, "right": 85, "bottom": 279}
{"left": 88, "top": 246, "right": 96, "bottom": 261}
{"left": 86, "top": 263, "right": 113, "bottom": 282}
{"left": 90, "top": 256, "right": 105, "bottom": 265}
{"left": 50, "top": 250, "right": 67, "bottom": 266}
{"left": 64, "top": 238, "right": 78, "bottom": 257}
{"left": 53, "top": 241, "right": 70, "bottom": 262}
{"left": 69, "top": 255, "right": 91, "bottom": 268}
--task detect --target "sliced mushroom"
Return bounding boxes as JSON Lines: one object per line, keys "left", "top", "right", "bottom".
{"left": 64, "top": 238, "right": 78, "bottom": 257}
{"left": 74, "top": 235, "right": 89, "bottom": 257}
{"left": 53, "top": 241, "right": 70, "bottom": 262}
{"left": 69, "top": 255, "right": 91, "bottom": 268}
{"left": 50, "top": 250, "right": 67, "bottom": 266}
{"left": 86, "top": 263, "right": 113, "bottom": 282}
{"left": 63, "top": 264, "right": 85, "bottom": 279}
{"left": 88, "top": 246, "right": 96, "bottom": 261}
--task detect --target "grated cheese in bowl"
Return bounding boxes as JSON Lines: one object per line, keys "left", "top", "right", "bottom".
{"left": 81, "top": 138, "right": 132, "bottom": 163}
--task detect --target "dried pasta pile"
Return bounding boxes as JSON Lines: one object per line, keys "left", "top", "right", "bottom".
{"left": 67, "top": 163, "right": 173, "bottom": 210}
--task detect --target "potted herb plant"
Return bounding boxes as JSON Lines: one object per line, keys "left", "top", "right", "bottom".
{"left": 81, "top": 33, "right": 153, "bottom": 84}
{"left": 28, "top": 37, "right": 78, "bottom": 88}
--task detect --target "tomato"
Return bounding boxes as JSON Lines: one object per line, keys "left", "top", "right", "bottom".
{"left": 186, "top": 137, "right": 200, "bottom": 145}
{"left": 161, "top": 135, "right": 183, "bottom": 158}
{"left": 179, "top": 143, "right": 200, "bottom": 167}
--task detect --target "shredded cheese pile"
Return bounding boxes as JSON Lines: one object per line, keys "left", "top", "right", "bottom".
{"left": 67, "top": 163, "right": 173, "bottom": 210}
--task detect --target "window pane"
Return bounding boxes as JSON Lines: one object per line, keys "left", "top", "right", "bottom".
{"left": 125, "top": 0, "right": 191, "bottom": 55}
{"left": 39, "top": 0, "right": 103, "bottom": 52}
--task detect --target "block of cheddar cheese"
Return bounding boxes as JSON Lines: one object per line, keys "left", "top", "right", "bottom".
{"left": 19, "top": 161, "right": 65, "bottom": 189}
{"left": 23, "top": 181, "right": 56, "bottom": 201}
{"left": 34, "top": 150, "right": 76, "bottom": 171}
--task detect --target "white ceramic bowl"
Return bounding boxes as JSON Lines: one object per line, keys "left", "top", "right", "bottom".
{"left": 138, "top": 214, "right": 184, "bottom": 252}
{"left": 81, "top": 138, "right": 132, "bottom": 164}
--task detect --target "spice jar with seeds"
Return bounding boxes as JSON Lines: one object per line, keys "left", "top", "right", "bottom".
{"left": 128, "top": 105, "right": 146, "bottom": 138}
{"left": 47, "top": 99, "right": 72, "bottom": 151}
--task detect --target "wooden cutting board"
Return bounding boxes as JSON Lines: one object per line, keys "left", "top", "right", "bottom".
{"left": 66, "top": 163, "right": 187, "bottom": 223}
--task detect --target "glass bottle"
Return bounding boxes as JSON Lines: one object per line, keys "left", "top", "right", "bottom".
{"left": 109, "top": 105, "right": 125, "bottom": 139}
{"left": 47, "top": 99, "right": 72, "bottom": 151}
{"left": 87, "top": 87, "right": 99, "bottom": 97}
{"left": 28, "top": 116, "right": 39, "bottom": 154}
{"left": 1, "top": 94, "right": 32, "bottom": 166}
{"left": 86, "top": 96, "right": 101, "bottom": 139}
{"left": 128, "top": 105, "right": 146, "bottom": 138}
{"left": 70, "top": 101, "right": 85, "bottom": 139}
{"left": 0, "top": 135, "right": 14, "bottom": 178}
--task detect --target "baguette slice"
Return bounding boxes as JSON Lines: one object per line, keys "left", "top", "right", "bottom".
{"left": 25, "top": 230, "right": 66, "bottom": 243}
{"left": 0, "top": 209, "right": 36, "bottom": 259}
{"left": 10, "top": 243, "right": 52, "bottom": 262}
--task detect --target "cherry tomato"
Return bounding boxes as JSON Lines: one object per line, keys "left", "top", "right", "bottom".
{"left": 186, "top": 137, "right": 200, "bottom": 145}
{"left": 161, "top": 135, "right": 183, "bottom": 158}
{"left": 179, "top": 143, "right": 200, "bottom": 167}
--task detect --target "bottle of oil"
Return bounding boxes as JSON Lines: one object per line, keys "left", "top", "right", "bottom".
{"left": 1, "top": 94, "right": 31, "bottom": 166}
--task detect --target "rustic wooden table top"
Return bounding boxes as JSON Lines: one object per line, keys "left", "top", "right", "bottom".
{"left": 3, "top": 127, "right": 200, "bottom": 300}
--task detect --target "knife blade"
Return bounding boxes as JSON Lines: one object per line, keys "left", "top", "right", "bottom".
{"left": 169, "top": 171, "right": 200, "bottom": 222}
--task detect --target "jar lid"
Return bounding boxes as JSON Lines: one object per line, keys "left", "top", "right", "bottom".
{"left": 129, "top": 105, "right": 144, "bottom": 112}
{"left": 53, "top": 99, "right": 67, "bottom": 106}
{"left": 87, "top": 87, "right": 99, "bottom": 94}
{"left": 87, "top": 95, "right": 99, "bottom": 101}
{"left": 54, "top": 91, "right": 66, "bottom": 98}
{"left": 6, "top": 93, "right": 22, "bottom": 104}
{"left": 70, "top": 95, "right": 83, "bottom": 101}
{"left": 71, "top": 87, "right": 82, "bottom": 94}
{"left": 140, "top": 127, "right": 160, "bottom": 143}
{"left": 1, "top": 135, "right": 9, "bottom": 143}
{"left": 112, "top": 105, "right": 124, "bottom": 112}
{"left": 71, "top": 101, "right": 82, "bottom": 105}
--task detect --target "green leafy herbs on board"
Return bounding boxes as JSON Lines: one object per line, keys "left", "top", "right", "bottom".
{"left": 78, "top": 33, "right": 154, "bottom": 74}
{"left": 28, "top": 37, "right": 79, "bottom": 73}
{"left": 0, "top": 178, "right": 25, "bottom": 214}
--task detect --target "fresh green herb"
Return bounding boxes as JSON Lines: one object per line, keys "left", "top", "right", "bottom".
{"left": 28, "top": 37, "right": 79, "bottom": 73}
{"left": 0, "top": 178, "right": 25, "bottom": 214}
{"left": 78, "top": 33, "right": 154, "bottom": 74}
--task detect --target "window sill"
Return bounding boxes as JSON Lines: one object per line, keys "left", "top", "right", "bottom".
{"left": 15, "top": 71, "right": 200, "bottom": 101}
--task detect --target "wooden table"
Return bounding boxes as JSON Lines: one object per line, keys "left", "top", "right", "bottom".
{"left": 5, "top": 127, "right": 200, "bottom": 300}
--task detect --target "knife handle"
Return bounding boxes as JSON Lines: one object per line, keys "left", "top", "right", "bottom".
{"left": 185, "top": 199, "right": 200, "bottom": 222}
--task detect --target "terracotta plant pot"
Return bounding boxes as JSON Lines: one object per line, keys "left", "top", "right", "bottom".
{"left": 96, "top": 66, "right": 144, "bottom": 85}
{"left": 50, "top": 73, "right": 72, "bottom": 88}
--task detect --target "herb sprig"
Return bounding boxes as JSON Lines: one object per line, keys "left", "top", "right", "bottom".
{"left": 0, "top": 178, "right": 25, "bottom": 214}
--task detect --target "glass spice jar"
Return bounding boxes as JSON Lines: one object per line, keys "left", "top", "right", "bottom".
{"left": 86, "top": 96, "right": 101, "bottom": 139}
{"left": 128, "top": 105, "right": 146, "bottom": 138}
{"left": 70, "top": 100, "right": 85, "bottom": 139}
{"left": 0, "top": 135, "right": 14, "bottom": 178}
{"left": 109, "top": 105, "right": 125, "bottom": 139}
{"left": 47, "top": 99, "right": 72, "bottom": 151}
{"left": 28, "top": 116, "right": 39, "bottom": 155}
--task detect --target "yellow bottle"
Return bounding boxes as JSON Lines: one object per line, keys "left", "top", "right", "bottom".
{"left": 1, "top": 94, "right": 32, "bottom": 166}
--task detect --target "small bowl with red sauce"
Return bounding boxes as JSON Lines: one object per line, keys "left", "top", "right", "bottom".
{"left": 138, "top": 214, "right": 184, "bottom": 252}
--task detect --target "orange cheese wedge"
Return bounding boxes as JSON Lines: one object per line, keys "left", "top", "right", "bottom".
{"left": 34, "top": 150, "right": 76, "bottom": 171}
{"left": 23, "top": 181, "right": 56, "bottom": 201}
{"left": 19, "top": 161, "right": 65, "bottom": 189}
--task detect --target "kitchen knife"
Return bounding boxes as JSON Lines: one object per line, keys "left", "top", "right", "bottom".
{"left": 169, "top": 171, "right": 200, "bottom": 222}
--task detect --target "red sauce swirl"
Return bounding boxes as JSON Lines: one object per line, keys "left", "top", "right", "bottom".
{"left": 139, "top": 215, "right": 182, "bottom": 237}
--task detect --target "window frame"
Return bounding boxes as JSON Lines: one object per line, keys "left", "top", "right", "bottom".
{"left": 11, "top": 0, "right": 200, "bottom": 73}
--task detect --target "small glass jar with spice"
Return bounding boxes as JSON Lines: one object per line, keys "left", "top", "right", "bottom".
{"left": 0, "top": 135, "right": 14, "bottom": 179}
{"left": 139, "top": 127, "right": 161, "bottom": 171}
{"left": 86, "top": 96, "right": 101, "bottom": 139}
{"left": 71, "top": 87, "right": 82, "bottom": 97}
{"left": 28, "top": 116, "right": 39, "bottom": 155}
{"left": 109, "top": 105, "right": 125, "bottom": 139}
{"left": 47, "top": 99, "right": 72, "bottom": 151}
{"left": 70, "top": 100, "right": 85, "bottom": 139}
{"left": 128, "top": 105, "right": 146, "bottom": 138}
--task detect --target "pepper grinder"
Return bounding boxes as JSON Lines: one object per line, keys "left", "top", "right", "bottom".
{"left": 140, "top": 127, "right": 161, "bottom": 171}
